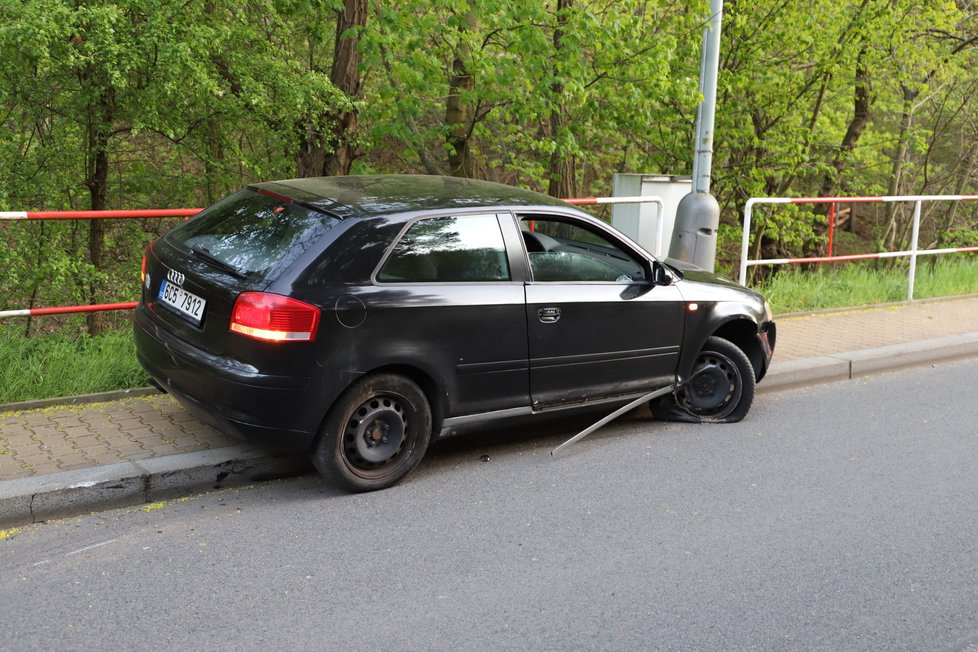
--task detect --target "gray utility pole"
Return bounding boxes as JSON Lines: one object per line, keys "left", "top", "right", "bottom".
{"left": 669, "top": 0, "right": 723, "bottom": 272}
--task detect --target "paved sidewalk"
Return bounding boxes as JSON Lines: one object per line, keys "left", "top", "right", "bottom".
{"left": 3, "top": 295, "right": 978, "bottom": 526}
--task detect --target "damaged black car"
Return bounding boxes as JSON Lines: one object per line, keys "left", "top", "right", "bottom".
{"left": 134, "top": 175, "right": 775, "bottom": 491}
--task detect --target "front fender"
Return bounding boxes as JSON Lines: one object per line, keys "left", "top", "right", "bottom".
{"left": 674, "top": 276, "right": 773, "bottom": 383}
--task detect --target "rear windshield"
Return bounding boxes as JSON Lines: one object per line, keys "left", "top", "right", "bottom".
{"left": 165, "top": 189, "right": 339, "bottom": 281}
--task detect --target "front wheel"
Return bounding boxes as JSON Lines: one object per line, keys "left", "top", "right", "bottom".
{"left": 311, "top": 373, "right": 432, "bottom": 492}
{"left": 652, "top": 336, "right": 756, "bottom": 423}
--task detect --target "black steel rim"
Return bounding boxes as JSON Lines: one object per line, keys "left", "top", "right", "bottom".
{"left": 343, "top": 394, "right": 412, "bottom": 472}
{"left": 678, "top": 350, "right": 743, "bottom": 419}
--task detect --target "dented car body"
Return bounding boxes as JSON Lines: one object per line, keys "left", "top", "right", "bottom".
{"left": 134, "top": 175, "right": 775, "bottom": 491}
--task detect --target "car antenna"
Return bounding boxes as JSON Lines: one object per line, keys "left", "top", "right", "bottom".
{"left": 551, "top": 385, "right": 676, "bottom": 457}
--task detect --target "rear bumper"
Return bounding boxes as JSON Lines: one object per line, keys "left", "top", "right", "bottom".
{"left": 133, "top": 306, "right": 354, "bottom": 452}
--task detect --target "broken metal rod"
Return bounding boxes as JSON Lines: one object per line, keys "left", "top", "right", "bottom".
{"left": 551, "top": 385, "right": 676, "bottom": 457}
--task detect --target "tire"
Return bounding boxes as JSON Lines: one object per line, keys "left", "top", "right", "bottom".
{"left": 652, "top": 336, "right": 756, "bottom": 423}
{"left": 311, "top": 373, "right": 432, "bottom": 492}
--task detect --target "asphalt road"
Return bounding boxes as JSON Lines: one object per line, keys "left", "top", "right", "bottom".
{"left": 2, "top": 360, "right": 978, "bottom": 651}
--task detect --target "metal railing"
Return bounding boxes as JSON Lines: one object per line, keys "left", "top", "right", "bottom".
{"left": 0, "top": 196, "right": 665, "bottom": 320}
{"left": 0, "top": 208, "right": 198, "bottom": 320}
{"left": 739, "top": 194, "right": 978, "bottom": 301}
{"left": 0, "top": 209, "right": 200, "bottom": 221}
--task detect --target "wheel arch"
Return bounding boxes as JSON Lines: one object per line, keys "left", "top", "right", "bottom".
{"left": 680, "top": 316, "right": 767, "bottom": 383}
{"left": 358, "top": 363, "right": 446, "bottom": 432}
{"left": 310, "top": 361, "right": 448, "bottom": 457}
{"left": 711, "top": 320, "right": 767, "bottom": 382}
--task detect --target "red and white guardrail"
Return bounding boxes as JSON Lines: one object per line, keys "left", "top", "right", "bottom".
{"left": 739, "top": 194, "right": 978, "bottom": 300}
{"left": 0, "top": 196, "right": 665, "bottom": 320}
{"left": 0, "top": 209, "right": 200, "bottom": 220}
{"left": 0, "top": 208, "right": 200, "bottom": 319}
{"left": 0, "top": 302, "right": 139, "bottom": 320}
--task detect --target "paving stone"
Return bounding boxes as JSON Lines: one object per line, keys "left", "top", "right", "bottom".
{"left": 49, "top": 416, "right": 86, "bottom": 428}
{"left": 54, "top": 454, "right": 96, "bottom": 469}
{"left": 25, "top": 424, "right": 61, "bottom": 436}
{"left": 125, "top": 427, "right": 164, "bottom": 441}
{"left": 67, "top": 436, "right": 103, "bottom": 448}
{"left": 107, "top": 417, "right": 145, "bottom": 430}
{"left": 111, "top": 443, "right": 149, "bottom": 454}
{"left": 45, "top": 443, "right": 81, "bottom": 456}
{"left": 144, "top": 445, "right": 184, "bottom": 456}
{"left": 58, "top": 460, "right": 99, "bottom": 472}
{"left": 0, "top": 426, "right": 31, "bottom": 439}
{"left": 81, "top": 415, "right": 118, "bottom": 431}
{"left": 14, "top": 452, "right": 54, "bottom": 464}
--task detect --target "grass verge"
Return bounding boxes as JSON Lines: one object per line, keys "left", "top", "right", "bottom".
{"left": 0, "top": 326, "right": 146, "bottom": 405}
{"left": 755, "top": 256, "right": 978, "bottom": 314}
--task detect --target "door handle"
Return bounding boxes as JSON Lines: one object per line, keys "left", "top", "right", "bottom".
{"left": 538, "top": 307, "right": 561, "bottom": 323}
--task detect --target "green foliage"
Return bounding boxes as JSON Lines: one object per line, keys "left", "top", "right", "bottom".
{"left": 1, "top": 0, "right": 978, "bottom": 341}
{"left": 758, "top": 264, "right": 912, "bottom": 313}
{"left": 0, "top": 326, "right": 145, "bottom": 404}
{"left": 757, "top": 256, "right": 978, "bottom": 313}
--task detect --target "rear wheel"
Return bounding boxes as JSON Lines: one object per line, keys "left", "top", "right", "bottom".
{"left": 311, "top": 373, "right": 432, "bottom": 492}
{"left": 652, "top": 336, "right": 755, "bottom": 423}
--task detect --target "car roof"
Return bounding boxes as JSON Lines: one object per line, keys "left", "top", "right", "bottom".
{"left": 250, "top": 174, "right": 570, "bottom": 219}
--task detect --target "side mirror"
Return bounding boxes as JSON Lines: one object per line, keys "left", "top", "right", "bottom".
{"left": 651, "top": 262, "right": 672, "bottom": 286}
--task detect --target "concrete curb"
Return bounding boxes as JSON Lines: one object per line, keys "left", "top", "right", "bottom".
{"left": 0, "top": 446, "right": 312, "bottom": 528}
{"left": 0, "top": 386, "right": 161, "bottom": 414}
{"left": 760, "top": 331, "right": 978, "bottom": 392}
{"left": 3, "top": 332, "right": 978, "bottom": 529}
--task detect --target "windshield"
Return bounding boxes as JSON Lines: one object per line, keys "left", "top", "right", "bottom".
{"left": 165, "top": 189, "right": 340, "bottom": 281}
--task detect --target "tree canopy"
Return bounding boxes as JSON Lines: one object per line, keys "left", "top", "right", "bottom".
{"left": 2, "top": 0, "right": 977, "bottom": 330}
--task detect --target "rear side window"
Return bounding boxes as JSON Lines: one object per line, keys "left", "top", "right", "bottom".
{"left": 165, "top": 189, "right": 339, "bottom": 281}
{"left": 378, "top": 215, "right": 510, "bottom": 282}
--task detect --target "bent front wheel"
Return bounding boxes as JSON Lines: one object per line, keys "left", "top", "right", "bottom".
{"left": 653, "top": 336, "right": 756, "bottom": 423}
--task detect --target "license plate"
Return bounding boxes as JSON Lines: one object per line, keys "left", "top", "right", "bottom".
{"left": 158, "top": 279, "right": 206, "bottom": 325}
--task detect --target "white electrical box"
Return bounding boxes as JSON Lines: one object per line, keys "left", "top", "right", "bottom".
{"left": 611, "top": 174, "right": 691, "bottom": 258}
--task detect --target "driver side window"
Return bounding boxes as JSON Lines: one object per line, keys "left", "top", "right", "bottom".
{"left": 518, "top": 216, "right": 648, "bottom": 283}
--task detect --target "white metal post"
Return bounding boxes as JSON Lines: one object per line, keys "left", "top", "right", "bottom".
{"left": 907, "top": 200, "right": 922, "bottom": 301}
{"left": 739, "top": 200, "right": 755, "bottom": 285}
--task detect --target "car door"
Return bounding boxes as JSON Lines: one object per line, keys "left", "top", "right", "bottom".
{"left": 516, "top": 213, "right": 684, "bottom": 409}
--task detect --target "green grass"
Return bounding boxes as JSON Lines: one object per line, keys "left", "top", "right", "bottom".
{"left": 1, "top": 256, "right": 977, "bottom": 404}
{"left": 756, "top": 256, "right": 978, "bottom": 314}
{"left": 0, "top": 326, "right": 146, "bottom": 405}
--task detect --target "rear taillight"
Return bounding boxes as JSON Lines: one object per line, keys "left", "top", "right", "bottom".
{"left": 229, "top": 292, "right": 320, "bottom": 342}
{"left": 140, "top": 253, "right": 147, "bottom": 284}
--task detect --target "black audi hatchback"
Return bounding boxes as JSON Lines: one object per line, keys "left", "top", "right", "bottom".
{"left": 134, "top": 175, "right": 775, "bottom": 491}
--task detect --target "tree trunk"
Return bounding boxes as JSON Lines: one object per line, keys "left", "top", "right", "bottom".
{"left": 881, "top": 85, "right": 918, "bottom": 250}
{"left": 295, "top": 126, "right": 326, "bottom": 177}
{"left": 547, "top": 0, "right": 576, "bottom": 199}
{"left": 325, "top": 0, "right": 367, "bottom": 176}
{"left": 809, "top": 45, "right": 870, "bottom": 256}
{"left": 818, "top": 46, "right": 871, "bottom": 200}
{"left": 937, "top": 137, "right": 978, "bottom": 247}
{"left": 296, "top": 0, "right": 367, "bottom": 177}
{"left": 84, "top": 86, "right": 114, "bottom": 336}
{"left": 204, "top": 118, "right": 223, "bottom": 204}
{"left": 445, "top": 14, "right": 476, "bottom": 179}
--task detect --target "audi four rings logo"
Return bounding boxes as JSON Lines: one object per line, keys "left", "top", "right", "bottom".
{"left": 167, "top": 269, "right": 185, "bottom": 286}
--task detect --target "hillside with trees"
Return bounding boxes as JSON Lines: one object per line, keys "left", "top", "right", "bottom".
{"left": 2, "top": 0, "right": 977, "bottom": 334}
